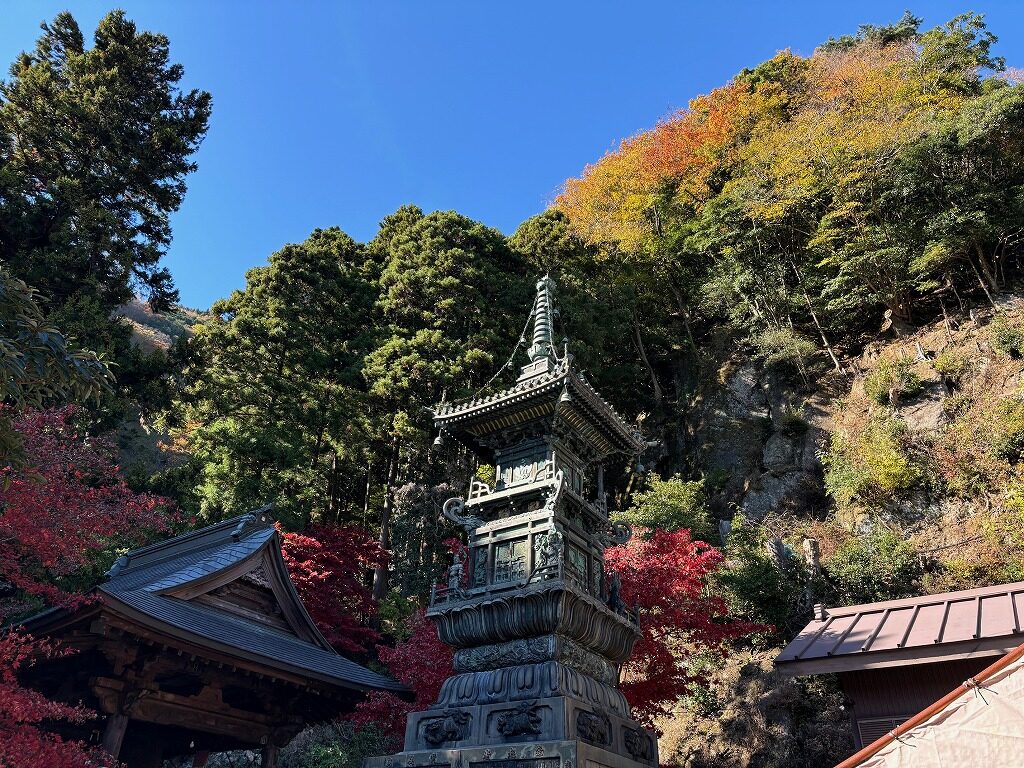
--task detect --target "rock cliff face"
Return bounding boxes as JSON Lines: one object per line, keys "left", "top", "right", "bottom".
{"left": 656, "top": 297, "right": 1024, "bottom": 768}
{"left": 692, "top": 297, "right": 1024, "bottom": 537}
{"left": 698, "top": 363, "right": 831, "bottom": 527}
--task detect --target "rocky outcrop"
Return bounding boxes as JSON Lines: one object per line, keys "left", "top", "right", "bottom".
{"left": 699, "top": 365, "right": 829, "bottom": 522}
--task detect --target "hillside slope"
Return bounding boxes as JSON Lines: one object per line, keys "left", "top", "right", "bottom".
{"left": 658, "top": 296, "right": 1024, "bottom": 767}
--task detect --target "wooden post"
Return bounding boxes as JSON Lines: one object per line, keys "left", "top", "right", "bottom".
{"left": 101, "top": 713, "right": 129, "bottom": 759}
{"left": 261, "top": 744, "right": 279, "bottom": 768}
{"left": 193, "top": 751, "right": 210, "bottom": 767}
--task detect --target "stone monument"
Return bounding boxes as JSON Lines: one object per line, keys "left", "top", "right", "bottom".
{"left": 365, "top": 276, "right": 657, "bottom": 768}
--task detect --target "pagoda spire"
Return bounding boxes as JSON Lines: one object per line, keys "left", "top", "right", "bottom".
{"left": 528, "top": 274, "right": 557, "bottom": 362}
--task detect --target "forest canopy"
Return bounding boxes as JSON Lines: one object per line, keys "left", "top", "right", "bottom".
{"left": 3, "top": 8, "right": 1024, "bottom": 768}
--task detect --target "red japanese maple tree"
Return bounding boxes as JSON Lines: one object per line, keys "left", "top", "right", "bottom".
{"left": 281, "top": 524, "right": 389, "bottom": 655}
{"left": 350, "top": 609, "right": 454, "bottom": 746}
{"left": 0, "top": 406, "right": 174, "bottom": 768}
{"left": 605, "top": 528, "right": 764, "bottom": 726}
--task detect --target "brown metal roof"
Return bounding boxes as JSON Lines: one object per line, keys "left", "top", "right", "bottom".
{"left": 777, "top": 581, "right": 1024, "bottom": 675}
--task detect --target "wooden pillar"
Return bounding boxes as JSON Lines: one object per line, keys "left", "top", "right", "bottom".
{"left": 101, "top": 713, "right": 129, "bottom": 759}
{"left": 193, "top": 752, "right": 210, "bottom": 767}
{"left": 261, "top": 744, "right": 279, "bottom": 768}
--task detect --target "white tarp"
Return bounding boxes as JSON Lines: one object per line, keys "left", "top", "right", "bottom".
{"left": 855, "top": 659, "right": 1024, "bottom": 767}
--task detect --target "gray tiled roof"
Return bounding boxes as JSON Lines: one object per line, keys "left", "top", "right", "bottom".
{"left": 93, "top": 513, "right": 406, "bottom": 693}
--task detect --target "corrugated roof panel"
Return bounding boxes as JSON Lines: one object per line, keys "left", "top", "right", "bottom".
{"left": 778, "top": 581, "right": 1024, "bottom": 673}
{"left": 978, "top": 593, "right": 1015, "bottom": 637}
{"left": 870, "top": 607, "right": 915, "bottom": 651}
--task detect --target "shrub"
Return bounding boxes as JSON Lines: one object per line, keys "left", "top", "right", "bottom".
{"left": 716, "top": 515, "right": 805, "bottom": 638}
{"left": 991, "top": 397, "right": 1024, "bottom": 462}
{"left": 933, "top": 349, "right": 973, "bottom": 385}
{"left": 988, "top": 313, "right": 1024, "bottom": 358}
{"left": 616, "top": 475, "right": 714, "bottom": 542}
{"left": 824, "top": 525, "right": 922, "bottom": 605}
{"left": 279, "top": 722, "right": 390, "bottom": 768}
{"left": 822, "top": 416, "right": 922, "bottom": 509}
{"left": 750, "top": 327, "right": 820, "bottom": 383}
{"left": 863, "top": 358, "right": 922, "bottom": 405}
{"left": 780, "top": 403, "right": 810, "bottom": 437}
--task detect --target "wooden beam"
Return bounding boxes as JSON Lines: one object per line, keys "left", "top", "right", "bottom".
{"left": 101, "top": 713, "right": 128, "bottom": 758}
{"left": 261, "top": 744, "right": 279, "bottom": 768}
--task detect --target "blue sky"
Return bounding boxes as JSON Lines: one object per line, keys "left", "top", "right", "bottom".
{"left": 3, "top": 2, "right": 1023, "bottom": 309}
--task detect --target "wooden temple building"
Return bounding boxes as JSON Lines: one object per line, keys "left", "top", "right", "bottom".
{"left": 19, "top": 509, "right": 406, "bottom": 767}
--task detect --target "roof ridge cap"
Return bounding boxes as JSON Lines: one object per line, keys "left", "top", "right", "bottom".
{"left": 106, "top": 510, "right": 276, "bottom": 577}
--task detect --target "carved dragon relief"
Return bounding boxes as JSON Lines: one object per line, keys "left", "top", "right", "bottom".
{"left": 598, "top": 520, "right": 632, "bottom": 549}
{"left": 542, "top": 470, "right": 566, "bottom": 515}
{"left": 443, "top": 496, "right": 485, "bottom": 534}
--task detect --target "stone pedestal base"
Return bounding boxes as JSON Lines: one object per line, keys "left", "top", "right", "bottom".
{"left": 364, "top": 739, "right": 654, "bottom": 768}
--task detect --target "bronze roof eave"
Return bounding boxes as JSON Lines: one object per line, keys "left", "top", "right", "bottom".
{"left": 563, "top": 373, "right": 645, "bottom": 454}
{"left": 434, "top": 365, "right": 644, "bottom": 457}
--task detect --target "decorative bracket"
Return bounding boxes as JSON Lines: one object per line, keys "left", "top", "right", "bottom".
{"left": 442, "top": 497, "right": 485, "bottom": 534}
{"left": 598, "top": 520, "right": 633, "bottom": 549}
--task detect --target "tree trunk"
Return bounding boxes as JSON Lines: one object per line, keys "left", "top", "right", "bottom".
{"left": 787, "top": 256, "right": 842, "bottom": 373}
{"left": 326, "top": 450, "right": 339, "bottom": 523}
{"left": 969, "top": 255, "right": 998, "bottom": 309}
{"left": 974, "top": 242, "right": 999, "bottom": 292}
{"left": 372, "top": 438, "right": 400, "bottom": 603}
{"left": 631, "top": 316, "right": 663, "bottom": 406}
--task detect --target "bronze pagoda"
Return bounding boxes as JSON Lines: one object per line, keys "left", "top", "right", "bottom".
{"left": 365, "top": 276, "right": 657, "bottom": 768}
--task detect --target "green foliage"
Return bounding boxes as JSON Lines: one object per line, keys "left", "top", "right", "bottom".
{"left": 863, "top": 359, "right": 923, "bottom": 405}
{"left": 389, "top": 482, "right": 459, "bottom": 597}
{"left": 365, "top": 207, "right": 531, "bottom": 437}
{"left": 988, "top": 313, "right": 1024, "bottom": 358}
{"left": 779, "top": 403, "right": 810, "bottom": 438}
{"left": 616, "top": 475, "right": 714, "bottom": 541}
{"left": 822, "top": 414, "right": 922, "bottom": 509}
{"left": 474, "top": 464, "right": 496, "bottom": 486}
{"left": 172, "top": 228, "right": 377, "bottom": 526}
{"left": 277, "top": 722, "right": 390, "bottom": 768}
{"left": 990, "top": 396, "right": 1024, "bottom": 462}
{"left": 933, "top": 348, "right": 973, "bottom": 384}
{"left": 0, "top": 267, "right": 113, "bottom": 463}
{"left": 824, "top": 525, "right": 922, "bottom": 605}
{"left": 821, "top": 10, "right": 922, "bottom": 51}
{"left": 750, "top": 327, "right": 819, "bottom": 380}
{"left": 0, "top": 10, "right": 210, "bottom": 314}
{"left": 716, "top": 515, "right": 805, "bottom": 637}
{"left": 0, "top": 268, "right": 112, "bottom": 411}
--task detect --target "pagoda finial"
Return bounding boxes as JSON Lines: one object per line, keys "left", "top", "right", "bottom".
{"left": 528, "top": 275, "right": 557, "bottom": 362}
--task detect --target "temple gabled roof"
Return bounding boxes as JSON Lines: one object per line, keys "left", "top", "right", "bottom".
{"left": 24, "top": 510, "right": 406, "bottom": 695}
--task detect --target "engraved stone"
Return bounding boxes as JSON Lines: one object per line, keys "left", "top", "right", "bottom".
{"left": 495, "top": 701, "right": 542, "bottom": 738}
